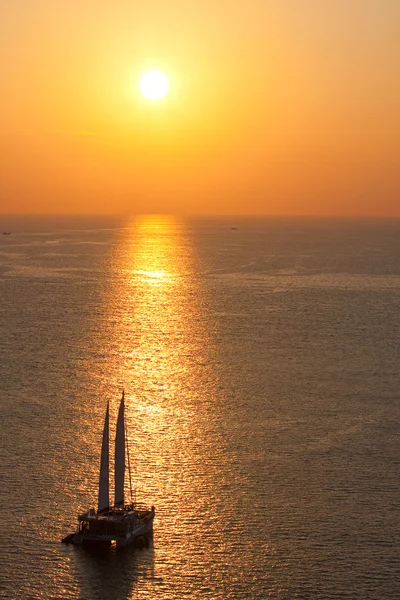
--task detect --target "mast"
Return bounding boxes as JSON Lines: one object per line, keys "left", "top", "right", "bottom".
{"left": 125, "top": 408, "right": 134, "bottom": 504}
{"left": 114, "top": 391, "right": 125, "bottom": 507}
{"left": 98, "top": 402, "right": 110, "bottom": 513}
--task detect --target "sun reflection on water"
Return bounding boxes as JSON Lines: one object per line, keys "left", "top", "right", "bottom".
{"left": 99, "top": 215, "right": 219, "bottom": 500}
{"left": 75, "top": 215, "right": 247, "bottom": 598}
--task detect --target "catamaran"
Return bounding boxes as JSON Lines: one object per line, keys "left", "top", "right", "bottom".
{"left": 62, "top": 391, "right": 155, "bottom": 547}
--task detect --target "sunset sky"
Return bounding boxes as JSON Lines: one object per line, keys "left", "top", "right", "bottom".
{"left": 1, "top": 0, "right": 399, "bottom": 215}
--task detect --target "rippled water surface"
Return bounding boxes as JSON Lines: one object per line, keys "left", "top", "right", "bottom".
{"left": 1, "top": 215, "right": 399, "bottom": 599}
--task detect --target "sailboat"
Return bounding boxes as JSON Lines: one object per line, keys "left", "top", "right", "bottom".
{"left": 62, "top": 391, "right": 155, "bottom": 547}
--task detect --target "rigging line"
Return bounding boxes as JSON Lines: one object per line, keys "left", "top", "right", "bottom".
{"left": 124, "top": 394, "right": 134, "bottom": 505}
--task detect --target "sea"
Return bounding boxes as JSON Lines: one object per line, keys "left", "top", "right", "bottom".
{"left": 0, "top": 214, "right": 399, "bottom": 600}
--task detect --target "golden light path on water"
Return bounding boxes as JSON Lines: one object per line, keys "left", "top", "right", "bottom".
{"left": 71, "top": 215, "right": 247, "bottom": 599}
{"left": 104, "top": 214, "right": 219, "bottom": 503}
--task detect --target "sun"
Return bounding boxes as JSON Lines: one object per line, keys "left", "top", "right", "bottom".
{"left": 139, "top": 70, "right": 169, "bottom": 101}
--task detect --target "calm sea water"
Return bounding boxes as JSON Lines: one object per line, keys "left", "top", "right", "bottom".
{"left": 0, "top": 215, "right": 399, "bottom": 600}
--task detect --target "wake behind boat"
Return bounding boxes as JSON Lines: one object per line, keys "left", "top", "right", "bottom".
{"left": 62, "top": 391, "right": 155, "bottom": 547}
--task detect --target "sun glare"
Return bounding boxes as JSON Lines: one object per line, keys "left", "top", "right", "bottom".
{"left": 139, "top": 70, "right": 169, "bottom": 101}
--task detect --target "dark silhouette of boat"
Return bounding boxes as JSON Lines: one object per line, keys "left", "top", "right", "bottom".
{"left": 62, "top": 391, "right": 155, "bottom": 547}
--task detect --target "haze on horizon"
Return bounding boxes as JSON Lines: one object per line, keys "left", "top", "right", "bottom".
{"left": 1, "top": 0, "right": 399, "bottom": 216}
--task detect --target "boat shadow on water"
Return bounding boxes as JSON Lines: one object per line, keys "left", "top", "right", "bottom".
{"left": 71, "top": 535, "right": 155, "bottom": 600}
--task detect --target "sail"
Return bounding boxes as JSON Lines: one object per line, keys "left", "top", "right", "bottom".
{"left": 97, "top": 402, "right": 110, "bottom": 513}
{"left": 114, "top": 391, "right": 125, "bottom": 507}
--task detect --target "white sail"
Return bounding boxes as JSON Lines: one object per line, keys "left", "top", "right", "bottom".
{"left": 97, "top": 402, "right": 110, "bottom": 513}
{"left": 114, "top": 391, "right": 125, "bottom": 507}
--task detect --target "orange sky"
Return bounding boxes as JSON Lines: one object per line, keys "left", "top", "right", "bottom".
{"left": 1, "top": 0, "right": 399, "bottom": 215}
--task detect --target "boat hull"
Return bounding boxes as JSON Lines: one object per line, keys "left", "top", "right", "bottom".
{"left": 69, "top": 509, "right": 155, "bottom": 547}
